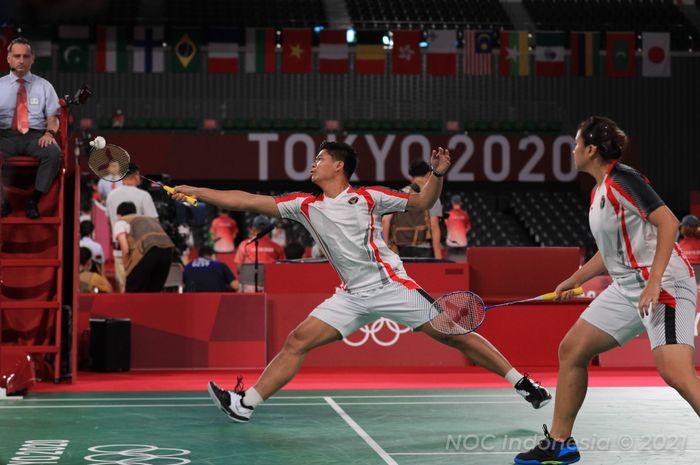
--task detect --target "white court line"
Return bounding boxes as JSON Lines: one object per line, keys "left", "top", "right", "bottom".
{"left": 324, "top": 396, "right": 398, "bottom": 465}
{"left": 0, "top": 400, "right": 524, "bottom": 409}
{"left": 17, "top": 394, "right": 520, "bottom": 402}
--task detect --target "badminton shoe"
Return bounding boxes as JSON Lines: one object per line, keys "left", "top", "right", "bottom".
{"left": 514, "top": 425, "right": 580, "bottom": 464}
{"left": 207, "top": 377, "right": 254, "bottom": 423}
{"left": 515, "top": 374, "right": 551, "bottom": 409}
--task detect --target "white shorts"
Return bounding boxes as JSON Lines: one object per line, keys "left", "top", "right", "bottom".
{"left": 581, "top": 277, "right": 697, "bottom": 349}
{"left": 310, "top": 282, "right": 434, "bottom": 338}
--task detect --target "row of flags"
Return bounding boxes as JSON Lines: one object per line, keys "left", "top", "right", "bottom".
{"left": 0, "top": 26, "right": 672, "bottom": 77}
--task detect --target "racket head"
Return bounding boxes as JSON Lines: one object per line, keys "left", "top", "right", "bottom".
{"left": 88, "top": 144, "right": 131, "bottom": 181}
{"left": 428, "top": 291, "right": 486, "bottom": 335}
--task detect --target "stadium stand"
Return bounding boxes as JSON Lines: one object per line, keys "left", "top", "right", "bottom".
{"left": 347, "top": 0, "right": 512, "bottom": 29}
{"left": 523, "top": 0, "right": 698, "bottom": 50}
{"left": 164, "top": 0, "right": 327, "bottom": 28}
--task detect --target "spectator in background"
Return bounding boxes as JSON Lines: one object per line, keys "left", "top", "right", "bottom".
{"left": 183, "top": 246, "right": 239, "bottom": 292}
{"left": 234, "top": 215, "right": 286, "bottom": 267}
{"left": 113, "top": 201, "right": 174, "bottom": 293}
{"left": 210, "top": 208, "right": 238, "bottom": 254}
{"left": 106, "top": 163, "right": 158, "bottom": 291}
{"left": 111, "top": 108, "right": 124, "bottom": 128}
{"left": 271, "top": 219, "right": 287, "bottom": 248}
{"left": 444, "top": 194, "right": 471, "bottom": 262}
{"left": 79, "top": 247, "right": 112, "bottom": 293}
{"left": 382, "top": 160, "right": 443, "bottom": 258}
{"left": 235, "top": 215, "right": 285, "bottom": 291}
{"left": 0, "top": 38, "right": 62, "bottom": 219}
{"left": 96, "top": 160, "right": 123, "bottom": 202}
{"left": 79, "top": 220, "right": 105, "bottom": 273}
{"left": 106, "top": 163, "right": 158, "bottom": 227}
{"left": 679, "top": 214, "right": 700, "bottom": 265}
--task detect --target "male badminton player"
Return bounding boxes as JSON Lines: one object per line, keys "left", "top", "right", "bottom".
{"left": 515, "top": 117, "right": 699, "bottom": 465}
{"left": 172, "top": 141, "right": 551, "bottom": 423}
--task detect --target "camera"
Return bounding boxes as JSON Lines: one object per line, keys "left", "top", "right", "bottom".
{"left": 64, "top": 84, "right": 93, "bottom": 106}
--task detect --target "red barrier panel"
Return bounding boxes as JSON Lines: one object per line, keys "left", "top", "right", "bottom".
{"left": 468, "top": 247, "right": 582, "bottom": 301}
{"left": 265, "top": 262, "right": 588, "bottom": 367}
{"left": 79, "top": 293, "right": 267, "bottom": 369}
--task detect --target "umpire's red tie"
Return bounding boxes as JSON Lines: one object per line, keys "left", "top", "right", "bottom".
{"left": 12, "top": 78, "right": 29, "bottom": 134}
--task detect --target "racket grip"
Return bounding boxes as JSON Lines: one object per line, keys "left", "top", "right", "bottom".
{"left": 540, "top": 287, "right": 585, "bottom": 300}
{"left": 162, "top": 185, "right": 198, "bottom": 206}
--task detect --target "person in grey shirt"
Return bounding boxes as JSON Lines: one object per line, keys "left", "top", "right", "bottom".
{"left": 0, "top": 37, "right": 61, "bottom": 219}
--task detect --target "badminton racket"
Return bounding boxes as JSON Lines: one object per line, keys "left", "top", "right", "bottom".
{"left": 428, "top": 287, "right": 585, "bottom": 335}
{"left": 87, "top": 142, "right": 198, "bottom": 206}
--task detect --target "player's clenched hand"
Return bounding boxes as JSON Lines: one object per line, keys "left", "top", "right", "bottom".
{"left": 553, "top": 278, "right": 580, "bottom": 302}
{"left": 171, "top": 185, "right": 199, "bottom": 203}
{"left": 431, "top": 147, "right": 451, "bottom": 176}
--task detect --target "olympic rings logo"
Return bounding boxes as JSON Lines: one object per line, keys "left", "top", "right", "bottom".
{"left": 343, "top": 318, "right": 411, "bottom": 347}
{"left": 84, "top": 444, "right": 191, "bottom": 465}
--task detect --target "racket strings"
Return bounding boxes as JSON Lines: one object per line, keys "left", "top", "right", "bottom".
{"left": 430, "top": 292, "right": 486, "bottom": 335}
{"left": 88, "top": 145, "right": 130, "bottom": 180}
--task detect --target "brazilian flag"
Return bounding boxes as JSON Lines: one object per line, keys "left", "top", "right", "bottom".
{"left": 171, "top": 28, "right": 201, "bottom": 72}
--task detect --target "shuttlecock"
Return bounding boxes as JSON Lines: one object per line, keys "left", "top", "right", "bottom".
{"left": 89, "top": 136, "right": 106, "bottom": 149}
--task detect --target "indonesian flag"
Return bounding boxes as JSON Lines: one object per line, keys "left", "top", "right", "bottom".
{"left": 96, "top": 26, "right": 126, "bottom": 73}
{"left": 208, "top": 28, "right": 240, "bottom": 73}
{"left": 426, "top": 29, "right": 457, "bottom": 76}
{"left": 642, "top": 32, "right": 670, "bottom": 77}
{"left": 319, "top": 29, "right": 348, "bottom": 74}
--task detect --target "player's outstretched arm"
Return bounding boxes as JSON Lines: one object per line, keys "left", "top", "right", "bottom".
{"left": 407, "top": 147, "right": 451, "bottom": 211}
{"left": 171, "top": 186, "right": 281, "bottom": 218}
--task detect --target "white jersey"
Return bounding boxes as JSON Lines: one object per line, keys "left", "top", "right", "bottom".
{"left": 275, "top": 186, "right": 419, "bottom": 293}
{"left": 589, "top": 161, "right": 694, "bottom": 303}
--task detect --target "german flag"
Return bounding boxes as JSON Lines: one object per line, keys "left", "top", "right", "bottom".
{"left": 355, "top": 30, "right": 385, "bottom": 74}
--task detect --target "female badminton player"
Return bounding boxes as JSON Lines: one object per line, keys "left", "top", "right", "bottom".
{"left": 515, "top": 116, "right": 699, "bottom": 465}
{"left": 172, "top": 141, "right": 551, "bottom": 424}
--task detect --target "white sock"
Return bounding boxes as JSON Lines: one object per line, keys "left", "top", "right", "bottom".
{"left": 241, "top": 387, "right": 263, "bottom": 408}
{"left": 505, "top": 368, "right": 523, "bottom": 386}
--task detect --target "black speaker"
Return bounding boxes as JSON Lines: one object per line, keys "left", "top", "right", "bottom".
{"left": 90, "top": 318, "right": 131, "bottom": 372}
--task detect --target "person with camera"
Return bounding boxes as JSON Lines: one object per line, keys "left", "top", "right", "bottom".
{"left": 106, "top": 162, "right": 158, "bottom": 291}
{"left": 113, "top": 201, "right": 175, "bottom": 293}
{"left": 0, "top": 37, "right": 62, "bottom": 219}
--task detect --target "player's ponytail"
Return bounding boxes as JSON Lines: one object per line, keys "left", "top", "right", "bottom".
{"left": 578, "top": 116, "right": 628, "bottom": 161}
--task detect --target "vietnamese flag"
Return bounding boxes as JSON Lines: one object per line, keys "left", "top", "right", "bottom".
{"left": 282, "top": 28, "right": 312, "bottom": 74}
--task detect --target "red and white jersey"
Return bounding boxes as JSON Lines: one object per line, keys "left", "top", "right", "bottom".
{"left": 589, "top": 161, "right": 694, "bottom": 298}
{"left": 445, "top": 207, "right": 470, "bottom": 247}
{"left": 679, "top": 236, "right": 700, "bottom": 265}
{"left": 275, "top": 186, "right": 418, "bottom": 292}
